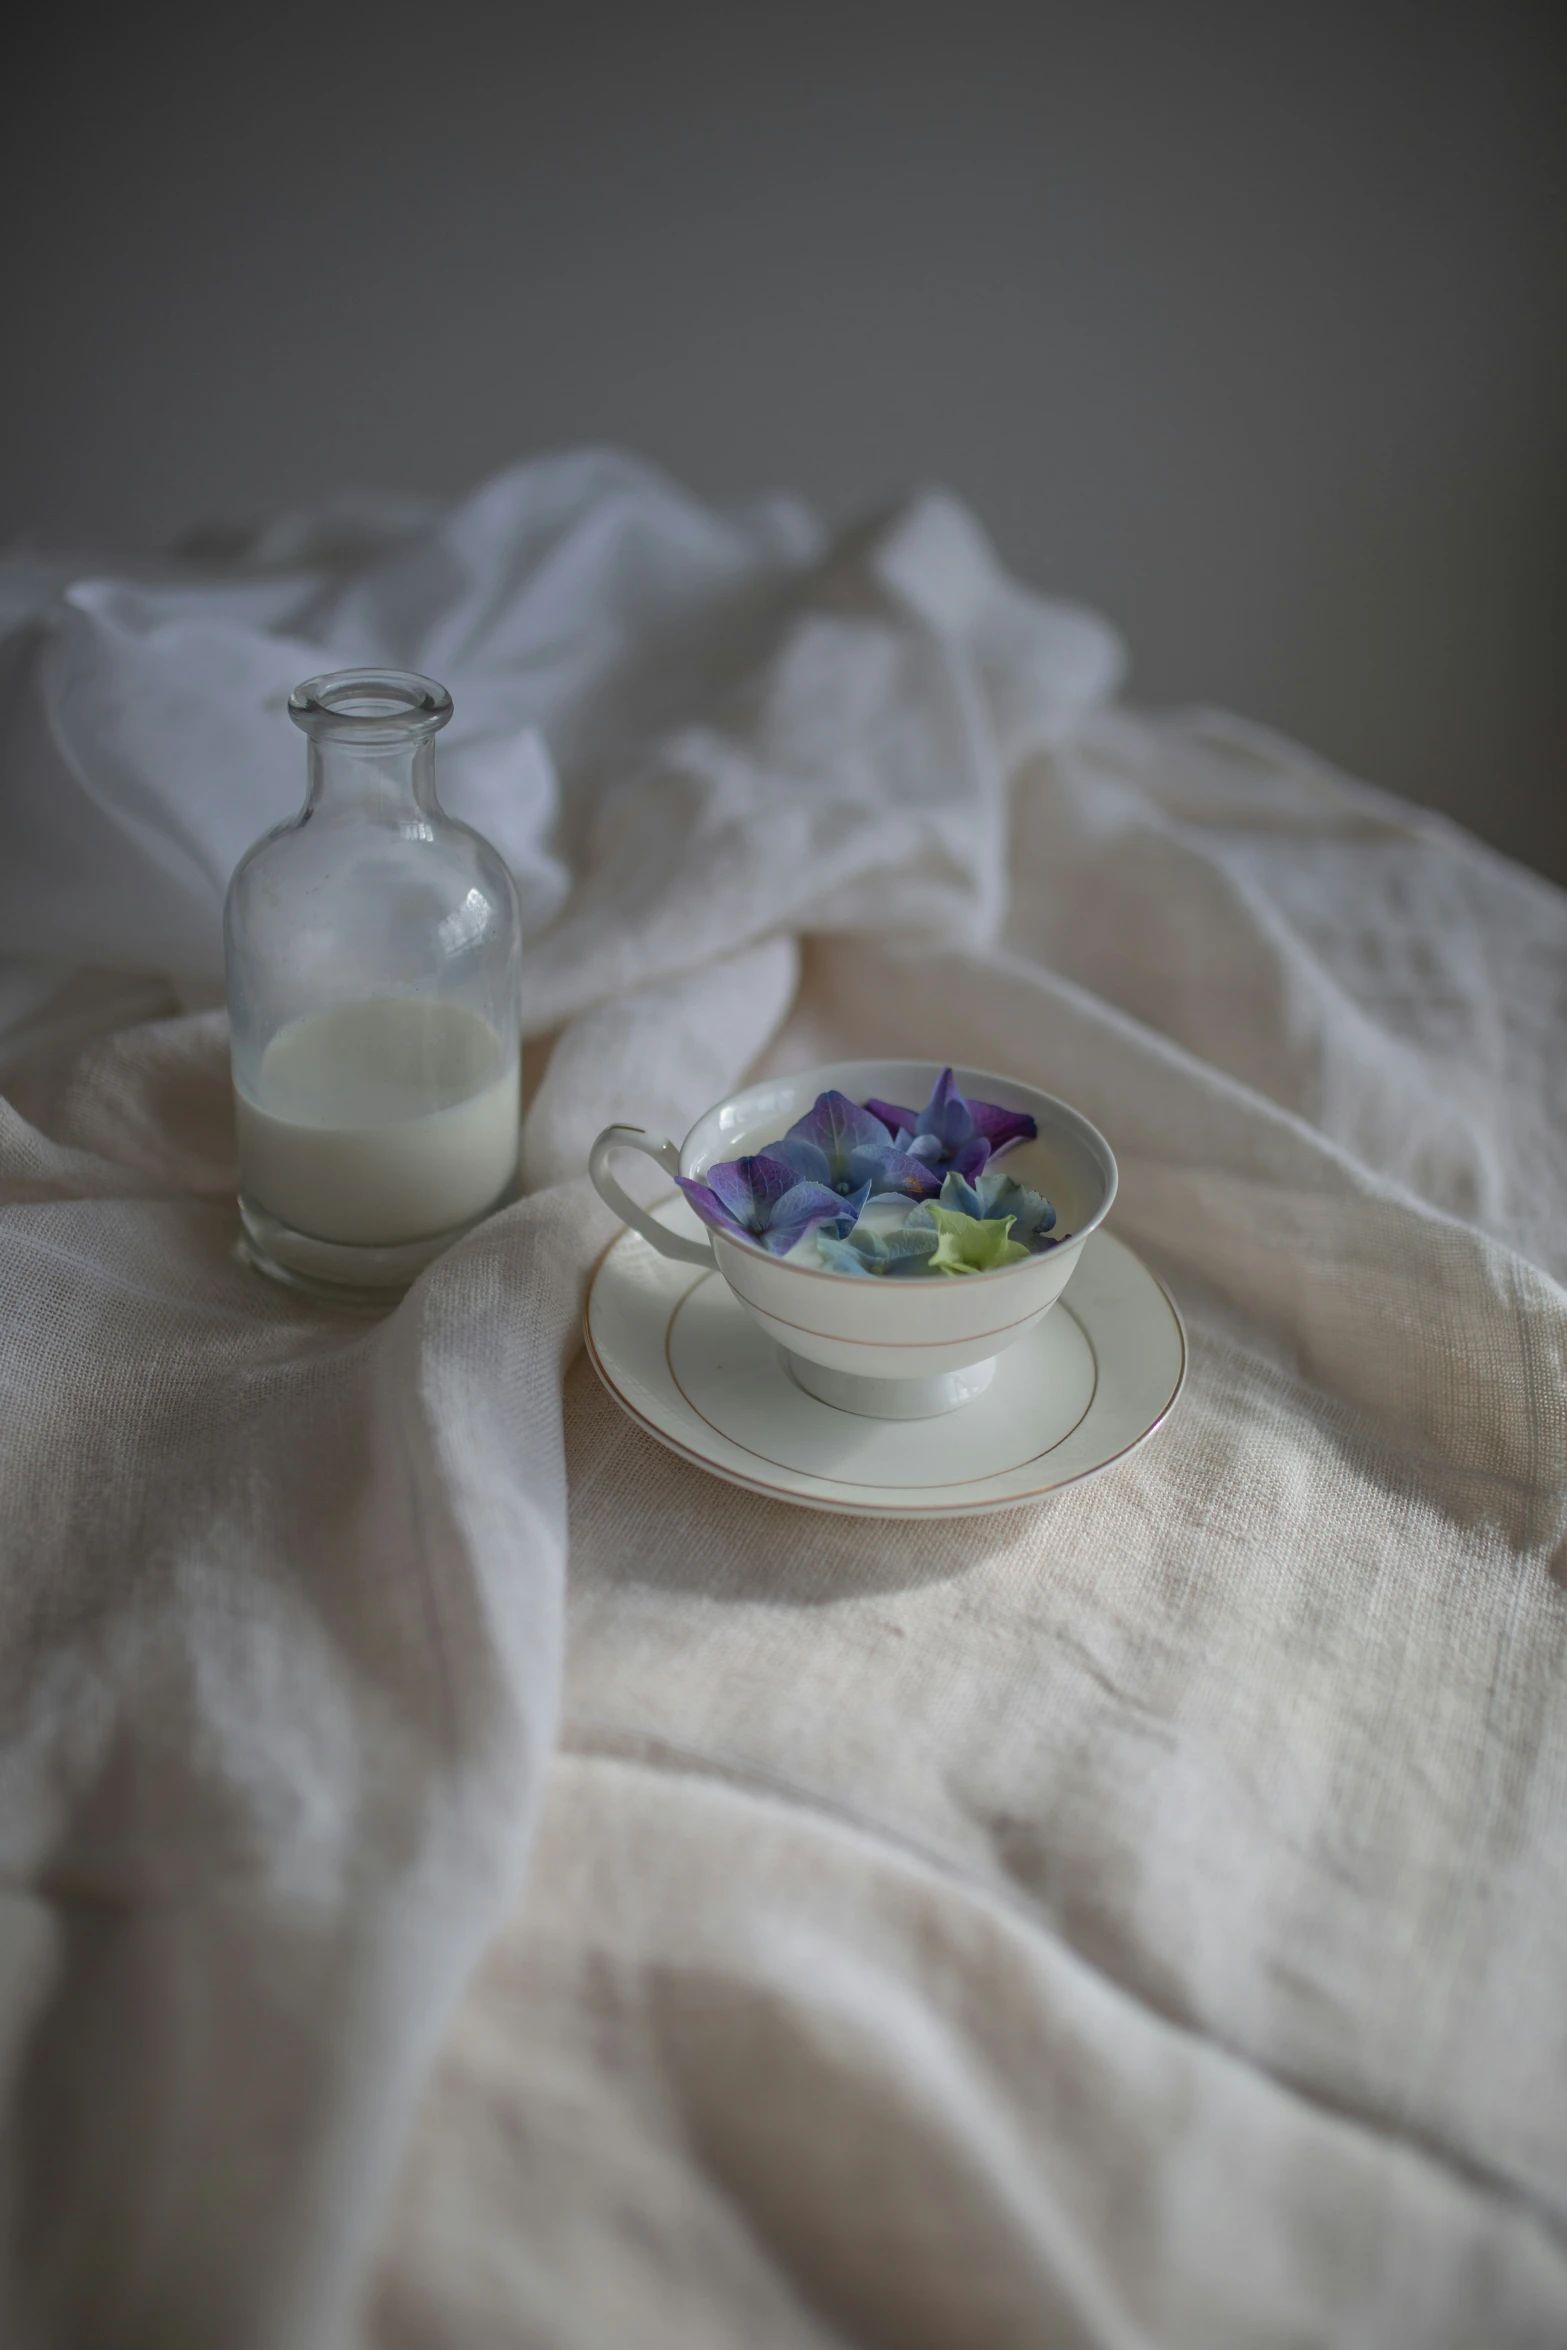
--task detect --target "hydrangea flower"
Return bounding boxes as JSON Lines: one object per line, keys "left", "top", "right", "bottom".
{"left": 677, "top": 1152, "right": 868, "bottom": 1257}
{"left": 903, "top": 1201, "right": 1032, "bottom": 1276}
{"left": 815, "top": 1221, "right": 941, "bottom": 1278}
{"left": 772, "top": 1089, "right": 942, "bottom": 1202}
{"left": 864, "top": 1068, "right": 1037, "bottom": 1183}
{"left": 940, "top": 1167, "right": 1060, "bottom": 1251}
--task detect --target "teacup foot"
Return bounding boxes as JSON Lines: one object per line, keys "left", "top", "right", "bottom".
{"left": 779, "top": 1349, "right": 997, "bottom": 1420}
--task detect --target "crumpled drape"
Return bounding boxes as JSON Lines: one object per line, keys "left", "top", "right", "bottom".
{"left": 0, "top": 452, "right": 1562, "bottom": 2350}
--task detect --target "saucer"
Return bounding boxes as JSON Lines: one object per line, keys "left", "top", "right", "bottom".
{"left": 583, "top": 1199, "right": 1185, "bottom": 1518}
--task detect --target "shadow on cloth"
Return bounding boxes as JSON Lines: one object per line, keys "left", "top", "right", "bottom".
{"left": 562, "top": 1350, "right": 1021, "bottom": 1605}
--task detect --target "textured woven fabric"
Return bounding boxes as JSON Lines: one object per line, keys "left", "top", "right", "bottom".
{"left": 0, "top": 456, "right": 1563, "bottom": 2348}
{"left": 373, "top": 907, "right": 1567, "bottom": 2350}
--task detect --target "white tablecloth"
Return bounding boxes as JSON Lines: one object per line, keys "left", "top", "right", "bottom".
{"left": 0, "top": 453, "right": 1563, "bottom": 2349}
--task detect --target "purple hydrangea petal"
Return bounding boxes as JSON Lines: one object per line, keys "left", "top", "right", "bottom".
{"left": 746, "top": 1150, "right": 814, "bottom": 1209}
{"left": 854, "top": 1146, "right": 943, "bottom": 1200}
{"left": 703, "top": 1158, "right": 759, "bottom": 1223}
{"left": 786, "top": 1089, "right": 893, "bottom": 1167}
{"left": 705, "top": 1150, "right": 804, "bottom": 1226}
{"left": 966, "top": 1100, "right": 1039, "bottom": 1155}
{"left": 866, "top": 1075, "right": 1034, "bottom": 1181}
{"left": 864, "top": 1096, "right": 919, "bottom": 1141}
{"left": 674, "top": 1177, "right": 752, "bottom": 1243}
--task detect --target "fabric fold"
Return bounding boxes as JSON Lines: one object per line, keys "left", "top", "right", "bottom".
{"left": 0, "top": 451, "right": 1563, "bottom": 2349}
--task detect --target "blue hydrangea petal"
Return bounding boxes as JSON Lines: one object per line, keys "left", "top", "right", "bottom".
{"left": 882, "top": 1224, "right": 940, "bottom": 1273}
{"left": 771, "top": 1135, "right": 833, "bottom": 1189}
{"left": 914, "top": 1067, "right": 971, "bottom": 1152}
{"left": 829, "top": 1179, "right": 874, "bottom": 1236}
{"left": 940, "top": 1171, "right": 985, "bottom": 1220}
{"left": 975, "top": 1170, "right": 1058, "bottom": 1247}
{"left": 817, "top": 1214, "right": 937, "bottom": 1279}
{"left": 815, "top": 1234, "right": 876, "bottom": 1275}
{"left": 761, "top": 1178, "right": 869, "bottom": 1255}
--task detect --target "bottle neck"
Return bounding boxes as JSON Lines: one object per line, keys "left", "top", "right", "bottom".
{"left": 304, "top": 734, "right": 440, "bottom": 820}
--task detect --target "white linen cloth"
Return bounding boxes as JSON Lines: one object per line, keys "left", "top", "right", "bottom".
{"left": 0, "top": 452, "right": 1562, "bottom": 2349}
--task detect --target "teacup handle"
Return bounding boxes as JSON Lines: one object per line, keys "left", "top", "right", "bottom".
{"left": 589, "top": 1125, "right": 715, "bottom": 1267}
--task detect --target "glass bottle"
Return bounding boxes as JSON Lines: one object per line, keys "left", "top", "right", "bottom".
{"left": 225, "top": 668, "right": 522, "bottom": 1301}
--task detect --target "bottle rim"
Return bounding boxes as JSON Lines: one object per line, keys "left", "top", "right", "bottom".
{"left": 289, "top": 668, "right": 454, "bottom": 744}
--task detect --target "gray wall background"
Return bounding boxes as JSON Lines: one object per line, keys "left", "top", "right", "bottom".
{"left": 6, "top": 0, "right": 1564, "bottom": 880}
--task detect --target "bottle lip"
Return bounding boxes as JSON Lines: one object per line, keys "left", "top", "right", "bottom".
{"left": 289, "top": 668, "right": 454, "bottom": 744}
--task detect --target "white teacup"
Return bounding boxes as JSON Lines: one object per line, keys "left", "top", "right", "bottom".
{"left": 589, "top": 1060, "right": 1118, "bottom": 1421}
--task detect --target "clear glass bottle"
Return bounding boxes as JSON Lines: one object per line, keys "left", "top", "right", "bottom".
{"left": 225, "top": 668, "right": 522, "bottom": 1302}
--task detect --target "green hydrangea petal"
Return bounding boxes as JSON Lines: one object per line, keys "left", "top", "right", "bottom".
{"left": 922, "top": 1204, "right": 1031, "bottom": 1275}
